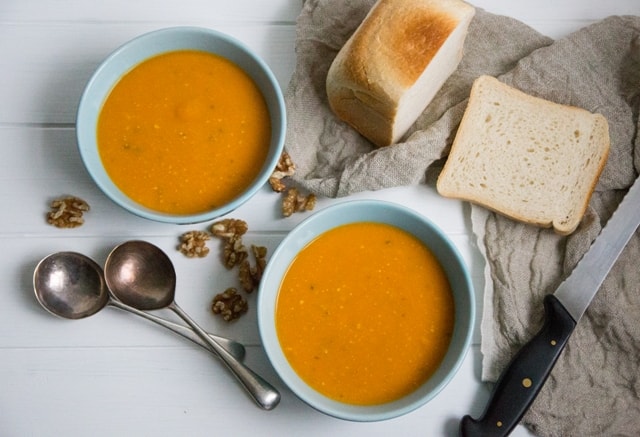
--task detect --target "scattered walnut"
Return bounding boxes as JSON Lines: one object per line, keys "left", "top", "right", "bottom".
{"left": 282, "top": 187, "right": 317, "bottom": 217}
{"left": 209, "top": 218, "right": 269, "bottom": 320}
{"left": 269, "top": 151, "right": 296, "bottom": 192}
{"left": 238, "top": 261, "right": 254, "bottom": 292}
{"left": 211, "top": 218, "right": 249, "bottom": 268}
{"left": 211, "top": 218, "right": 248, "bottom": 239}
{"left": 239, "top": 245, "right": 268, "bottom": 293}
{"left": 211, "top": 288, "right": 248, "bottom": 322}
{"left": 223, "top": 236, "right": 248, "bottom": 269}
{"left": 252, "top": 245, "right": 267, "bottom": 278}
{"left": 46, "top": 196, "right": 90, "bottom": 228}
{"left": 177, "top": 231, "right": 210, "bottom": 258}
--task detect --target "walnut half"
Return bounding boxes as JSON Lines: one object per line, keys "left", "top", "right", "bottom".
{"left": 269, "top": 151, "right": 296, "bottom": 192}
{"left": 239, "top": 245, "right": 267, "bottom": 293}
{"left": 211, "top": 218, "right": 248, "bottom": 239}
{"left": 46, "top": 196, "right": 90, "bottom": 228}
{"left": 211, "top": 218, "right": 250, "bottom": 269}
{"left": 177, "top": 231, "right": 210, "bottom": 258}
{"left": 211, "top": 288, "right": 248, "bottom": 322}
{"left": 282, "top": 187, "right": 316, "bottom": 217}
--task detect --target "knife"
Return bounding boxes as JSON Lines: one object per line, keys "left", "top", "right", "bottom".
{"left": 460, "top": 175, "right": 640, "bottom": 437}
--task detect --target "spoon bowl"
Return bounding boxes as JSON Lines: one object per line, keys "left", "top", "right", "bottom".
{"left": 33, "top": 251, "right": 245, "bottom": 360}
{"left": 34, "top": 252, "right": 109, "bottom": 319}
{"left": 104, "top": 240, "right": 281, "bottom": 410}
{"left": 103, "top": 241, "right": 176, "bottom": 310}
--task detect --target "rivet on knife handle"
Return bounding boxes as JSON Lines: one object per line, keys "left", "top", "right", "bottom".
{"left": 460, "top": 295, "right": 576, "bottom": 437}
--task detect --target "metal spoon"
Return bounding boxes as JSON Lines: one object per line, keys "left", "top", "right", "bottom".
{"left": 103, "top": 240, "right": 281, "bottom": 410}
{"left": 33, "top": 251, "right": 245, "bottom": 361}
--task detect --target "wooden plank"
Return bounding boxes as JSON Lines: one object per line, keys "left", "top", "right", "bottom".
{"left": 0, "top": 344, "right": 491, "bottom": 437}
{"left": 0, "top": 23, "right": 296, "bottom": 124}
{"left": 0, "top": 0, "right": 301, "bottom": 22}
{"left": 0, "top": 125, "right": 472, "bottom": 235}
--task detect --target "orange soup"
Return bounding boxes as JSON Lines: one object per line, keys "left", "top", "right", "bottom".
{"left": 97, "top": 50, "right": 271, "bottom": 214}
{"left": 276, "top": 222, "right": 455, "bottom": 405}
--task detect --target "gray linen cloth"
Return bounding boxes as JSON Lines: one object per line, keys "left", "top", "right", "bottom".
{"left": 285, "top": 0, "right": 640, "bottom": 435}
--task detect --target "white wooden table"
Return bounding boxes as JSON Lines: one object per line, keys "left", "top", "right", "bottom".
{"left": 1, "top": 1, "right": 637, "bottom": 436}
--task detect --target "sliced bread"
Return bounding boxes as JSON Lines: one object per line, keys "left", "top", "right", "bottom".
{"left": 436, "top": 75, "right": 610, "bottom": 235}
{"left": 326, "top": 0, "right": 475, "bottom": 147}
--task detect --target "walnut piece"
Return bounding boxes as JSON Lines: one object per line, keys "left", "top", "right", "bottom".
{"left": 177, "top": 231, "right": 210, "bottom": 258}
{"left": 223, "top": 236, "right": 248, "bottom": 269}
{"left": 282, "top": 187, "right": 317, "bottom": 217}
{"left": 269, "top": 151, "right": 296, "bottom": 192}
{"left": 211, "top": 288, "right": 248, "bottom": 322}
{"left": 239, "top": 245, "right": 267, "bottom": 293}
{"left": 46, "top": 196, "right": 90, "bottom": 228}
{"left": 211, "top": 218, "right": 249, "bottom": 268}
{"left": 211, "top": 218, "right": 248, "bottom": 239}
{"left": 209, "top": 218, "right": 269, "bottom": 320}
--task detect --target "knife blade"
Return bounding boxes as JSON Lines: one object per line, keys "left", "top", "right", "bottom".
{"left": 460, "top": 175, "right": 640, "bottom": 437}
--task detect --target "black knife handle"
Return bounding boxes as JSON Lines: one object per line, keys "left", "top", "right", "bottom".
{"left": 460, "top": 294, "right": 577, "bottom": 437}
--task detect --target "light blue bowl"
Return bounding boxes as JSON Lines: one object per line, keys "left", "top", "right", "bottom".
{"left": 76, "top": 27, "right": 286, "bottom": 224}
{"left": 258, "top": 200, "right": 475, "bottom": 422}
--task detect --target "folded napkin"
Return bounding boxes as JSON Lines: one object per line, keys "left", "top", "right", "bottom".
{"left": 285, "top": 1, "right": 640, "bottom": 435}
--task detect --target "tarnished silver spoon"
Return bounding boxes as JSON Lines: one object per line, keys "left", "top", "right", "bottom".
{"left": 104, "top": 240, "right": 280, "bottom": 410}
{"left": 33, "top": 251, "right": 245, "bottom": 361}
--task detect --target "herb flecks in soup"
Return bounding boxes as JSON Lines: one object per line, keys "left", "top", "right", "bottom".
{"left": 97, "top": 50, "right": 271, "bottom": 214}
{"left": 276, "top": 222, "right": 455, "bottom": 405}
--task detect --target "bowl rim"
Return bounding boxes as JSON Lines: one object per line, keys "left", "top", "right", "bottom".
{"left": 257, "top": 199, "right": 475, "bottom": 421}
{"left": 76, "top": 26, "right": 286, "bottom": 224}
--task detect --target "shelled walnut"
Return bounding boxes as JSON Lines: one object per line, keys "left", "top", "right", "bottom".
{"left": 211, "top": 288, "right": 248, "bottom": 322}
{"left": 211, "top": 218, "right": 249, "bottom": 269}
{"left": 222, "top": 236, "right": 248, "bottom": 269}
{"left": 282, "top": 187, "right": 317, "bottom": 217}
{"left": 211, "top": 218, "right": 248, "bottom": 239}
{"left": 269, "top": 151, "right": 296, "bottom": 192}
{"left": 46, "top": 196, "right": 90, "bottom": 228}
{"left": 239, "top": 245, "right": 267, "bottom": 293}
{"left": 209, "top": 218, "right": 269, "bottom": 321}
{"left": 177, "top": 231, "right": 210, "bottom": 258}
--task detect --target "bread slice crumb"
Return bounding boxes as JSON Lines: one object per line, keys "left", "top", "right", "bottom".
{"left": 437, "top": 75, "right": 610, "bottom": 235}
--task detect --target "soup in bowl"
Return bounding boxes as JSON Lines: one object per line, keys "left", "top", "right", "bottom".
{"left": 257, "top": 200, "right": 475, "bottom": 421}
{"left": 76, "top": 27, "right": 285, "bottom": 224}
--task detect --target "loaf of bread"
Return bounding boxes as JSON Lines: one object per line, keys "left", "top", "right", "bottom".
{"left": 437, "top": 75, "right": 610, "bottom": 235}
{"left": 325, "top": 0, "right": 475, "bottom": 147}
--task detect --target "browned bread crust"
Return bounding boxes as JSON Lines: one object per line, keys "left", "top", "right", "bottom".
{"left": 326, "top": 0, "right": 475, "bottom": 147}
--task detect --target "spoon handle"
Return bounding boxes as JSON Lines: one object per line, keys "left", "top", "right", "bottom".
{"left": 169, "top": 302, "right": 281, "bottom": 410}
{"left": 108, "top": 299, "right": 246, "bottom": 361}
